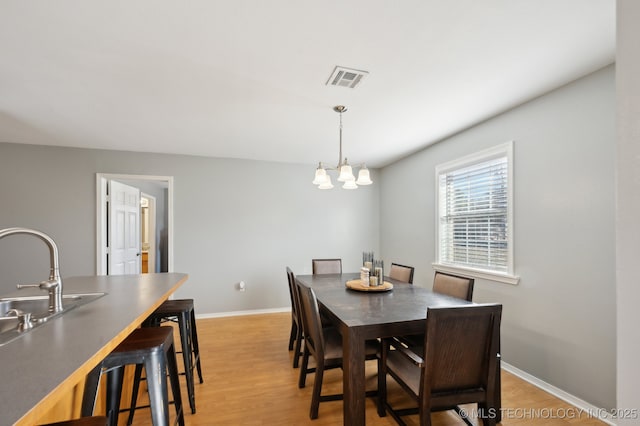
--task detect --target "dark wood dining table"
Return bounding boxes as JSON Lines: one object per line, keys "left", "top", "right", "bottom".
{"left": 296, "top": 272, "right": 499, "bottom": 426}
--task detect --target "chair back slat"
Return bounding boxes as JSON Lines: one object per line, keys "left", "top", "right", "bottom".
{"left": 432, "top": 271, "right": 474, "bottom": 301}
{"left": 312, "top": 258, "right": 342, "bottom": 275}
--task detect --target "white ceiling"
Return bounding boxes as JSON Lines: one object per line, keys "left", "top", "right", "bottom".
{"left": 0, "top": 1, "right": 615, "bottom": 168}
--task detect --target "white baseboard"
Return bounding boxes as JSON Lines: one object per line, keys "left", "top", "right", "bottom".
{"left": 501, "top": 362, "right": 617, "bottom": 426}
{"left": 196, "top": 307, "right": 290, "bottom": 319}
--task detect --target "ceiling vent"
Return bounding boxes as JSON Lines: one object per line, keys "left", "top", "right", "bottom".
{"left": 326, "top": 66, "right": 368, "bottom": 89}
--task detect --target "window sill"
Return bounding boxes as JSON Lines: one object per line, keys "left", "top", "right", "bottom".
{"left": 432, "top": 263, "right": 520, "bottom": 285}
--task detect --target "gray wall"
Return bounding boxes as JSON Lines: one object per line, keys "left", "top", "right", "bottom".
{"left": 616, "top": 0, "right": 640, "bottom": 422}
{"left": 380, "top": 65, "right": 615, "bottom": 409}
{"left": 0, "top": 143, "right": 380, "bottom": 313}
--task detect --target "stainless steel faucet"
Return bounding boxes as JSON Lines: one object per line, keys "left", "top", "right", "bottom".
{"left": 0, "top": 227, "right": 63, "bottom": 314}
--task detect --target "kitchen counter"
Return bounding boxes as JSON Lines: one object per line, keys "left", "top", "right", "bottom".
{"left": 0, "top": 272, "right": 188, "bottom": 425}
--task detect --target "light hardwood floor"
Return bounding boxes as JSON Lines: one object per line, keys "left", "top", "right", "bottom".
{"left": 117, "top": 312, "right": 607, "bottom": 425}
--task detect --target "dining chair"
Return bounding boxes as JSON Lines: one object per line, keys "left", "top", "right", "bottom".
{"left": 286, "top": 267, "right": 304, "bottom": 368}
{"left": 432, "top": 271, "right": 475, "bottom": 301}
{"left": 296, "top": 281, "right": 379, "bottom": 419}
{"left": 388, "top": 263, "right": 415, "bottom": 284}
{"left": 311, "top": 258, "right": 342, "bottom": 275}
{"left": 377, "top": 304, "right": 502, "bottom": 426}
{"left": 402, "top": 271, "right": 475, "bottom": 348}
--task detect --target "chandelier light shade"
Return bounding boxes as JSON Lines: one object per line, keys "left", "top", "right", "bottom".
{"left": 318, "top": 175, "right": 334, "bottom": 189}
{"left": 312, "top": 105, "right": 373, "bottom": 190}
{"left": 312, "top": 165, "right": 327, "bottom": 185}
{"left": 356, "top": 166, "right": 373, "bottom": 185}
{"left": 337, "top": 162, "right": 354, "bottom": 182}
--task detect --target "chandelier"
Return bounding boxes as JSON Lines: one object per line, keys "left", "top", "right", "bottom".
{"left": 312, "top": 105, "right": 373, "bottom": 189}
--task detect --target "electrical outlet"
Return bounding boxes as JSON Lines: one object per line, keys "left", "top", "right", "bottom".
{"left": 238, "top": 281, "right": 246, "bottom": 292}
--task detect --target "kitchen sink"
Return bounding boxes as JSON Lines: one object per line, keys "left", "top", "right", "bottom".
{"left": 0, "top": 292, "right": 106, "bottom": 346}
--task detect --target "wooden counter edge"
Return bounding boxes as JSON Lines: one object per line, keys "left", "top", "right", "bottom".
{"left": 14, "top": 274, "right": 189, "bottom": 426}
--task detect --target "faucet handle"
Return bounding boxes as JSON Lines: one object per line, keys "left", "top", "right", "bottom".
{"left": 17, "top": 279, "right": 59, "bottom": 291}
{"left": 16, "top": 283, "right": 40, "bottom": 290}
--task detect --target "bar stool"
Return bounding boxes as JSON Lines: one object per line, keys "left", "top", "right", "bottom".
{"left": 81, "top": 326, "right": 184, "bottom": 426}
{"left": 129, "top": 299, "right": 202, "bottom": 422}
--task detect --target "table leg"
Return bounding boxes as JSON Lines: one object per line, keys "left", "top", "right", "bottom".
{"left": 341, "top": 326, "right": 366, "bottom": 426}
{"left": 495, "top": 353, "right": 502, "bottom": 422}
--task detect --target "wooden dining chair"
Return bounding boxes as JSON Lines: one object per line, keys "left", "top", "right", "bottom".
{"left": 389, "top": 263, "right": 415, "bottom": 284}
{"left": 432, "top": 271, "right": 475, "bottom": 301}
{"left": 377, "top": 304, "right": 502, "bottom": 426}
{"left": 311, "top": 258, "right": 342, "bottom": 275}
{"left": 286, "top": 267, "right": 304, "bottom": 368}
{"left": 401, "top": 271, "right": 475, "bottom": 348}
{"left": 296, "top": 281, "right": 379, "bottom": 419}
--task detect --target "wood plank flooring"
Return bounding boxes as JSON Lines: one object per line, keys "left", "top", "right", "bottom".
{"left": 113, "top": 312, "right": 607, "bottom": 425}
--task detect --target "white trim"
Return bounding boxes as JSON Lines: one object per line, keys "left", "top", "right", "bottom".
{"left": 167, "top": 176, "right": 174, "bottom": 273}
{"left": 434, "top": 141, "right": 515, "bottom": 280}
{"left": 96, "top": 173, "right": 174, "bottom": 275}
{"left": 140, "top": 192, "right": 156, "bottom": 273}
{"left": 433, "top": 262, "right": 520, "bottom": 285}
{"left": 435, "top": 142, "right": 512, "bottom": 174}
{"left": 196, "top": 307, "right": 291, "bottom": 319}
{"left": 96, "top": 177, "right": 107, "bottom": 275}
{"left": 502, "top": 362, "right": 617, "bottom": 425}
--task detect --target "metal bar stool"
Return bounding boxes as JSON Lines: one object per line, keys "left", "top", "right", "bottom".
{"left": 81, "top": 326, "right": 184, "bottom": 426}
{"left": 128, "top": 299, "right": 202, "bottom": 423}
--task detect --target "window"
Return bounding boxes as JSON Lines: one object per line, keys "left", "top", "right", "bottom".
{"left": 434, "top": 142, "right": 518, "bottom": 284}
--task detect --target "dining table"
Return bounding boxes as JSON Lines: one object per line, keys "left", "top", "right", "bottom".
{"left": 295, "top": 272, "right": 500, "bottom": 426}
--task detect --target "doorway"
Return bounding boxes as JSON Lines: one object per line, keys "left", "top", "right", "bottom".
{"left": 140, "top": 193, "right": 156, "bottom": 273}
{"left": 96, "top": 173, "right": 174, "bottom": 275}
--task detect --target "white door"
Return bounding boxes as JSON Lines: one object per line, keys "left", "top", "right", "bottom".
{"left": 108, "top": 180, "right": 141, "bottom": 275}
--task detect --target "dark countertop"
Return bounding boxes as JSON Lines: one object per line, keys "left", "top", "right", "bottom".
{"left": 0, "top": 272, "right": 188, "bottom": 426}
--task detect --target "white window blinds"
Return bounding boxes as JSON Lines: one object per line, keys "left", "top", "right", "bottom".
{"left": 436, "top": 143, "right": 513, "bottom": 276}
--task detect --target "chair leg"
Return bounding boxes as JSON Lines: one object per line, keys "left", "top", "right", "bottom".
{"left": 145, "top": 351, "right": 170, "bottom": 426}
{"left": 288, "top": 318, "right": 296, "bottom": 350}
{"left": 418, "top": 407, "right": 433, "bottom": 426}
{"left": 167, "top": 341, "right": 185, "bottom": 426}
{"left": 177, "top": 310, "right": 196, "bottom": 414}
{"left": 310, "top": 363, "right": 325, "bottom": 420}
{"left": 105, "top": 366, "right": 125, "bottom": 426}
{"left": 292, "top": 326, "right": 303, "bottom": 368}
{"left": 81, "top": 363, "right": 103, "bottom": 417}
{"left": 189, "top": 309, "right": 203, "bottom": 384}
{"left": 126, "top": 364, "right": 144, "bottom": 425}
{"left": 298, "top": 346, "right": 310, "bottom": 388}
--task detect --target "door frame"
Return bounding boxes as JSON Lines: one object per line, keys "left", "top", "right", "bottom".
{"left": 96, "top": 173, "right": 174, "bottom": 275}
{"left": 140, "top": 192, "right": 157, "bottom": 273}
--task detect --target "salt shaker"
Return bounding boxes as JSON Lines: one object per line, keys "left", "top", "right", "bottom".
{"left": 360, "top": 267, "right": 370, "bottom": 287}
